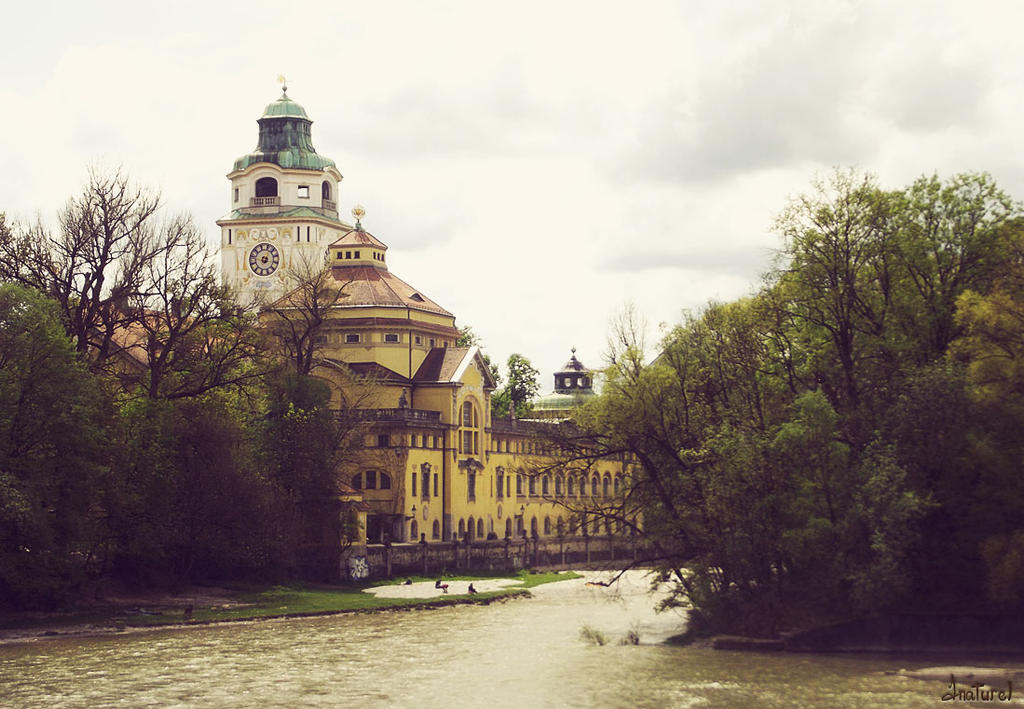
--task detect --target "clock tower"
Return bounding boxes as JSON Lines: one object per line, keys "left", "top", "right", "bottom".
{"left": 218, "top": 85, "right": 349, "bottom": 305}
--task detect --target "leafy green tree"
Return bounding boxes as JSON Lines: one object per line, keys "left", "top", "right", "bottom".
{"left": 261, "top": 371, "right": 372, "bottom": 579}
{"left": 492, "top": 353, "right": 540, "bottom": 419}
{"left": 0, "top": 284, "right": 108, "bottom": 608}
{"left": 891, "top": 173, "right": 1016, "bottom": 362}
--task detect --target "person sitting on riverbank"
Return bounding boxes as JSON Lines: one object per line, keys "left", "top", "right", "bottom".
{"left": 435, "top": 579, "right": 449, "bottom": 593}
{"left": 468, "top": 583, "right": 477, "bottom": 594}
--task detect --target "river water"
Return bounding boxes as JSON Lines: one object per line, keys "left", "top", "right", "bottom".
{"left": 0, "top": 571, "right": 1005, "bottom": 707}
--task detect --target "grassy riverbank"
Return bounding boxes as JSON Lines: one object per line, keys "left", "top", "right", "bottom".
{"left": 0, "top": 570, "right": 580, "bottom": 641}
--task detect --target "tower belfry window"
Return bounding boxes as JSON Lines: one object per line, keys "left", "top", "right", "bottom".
{"left": 255, "top": 177, "right": 278, "bottom": 197}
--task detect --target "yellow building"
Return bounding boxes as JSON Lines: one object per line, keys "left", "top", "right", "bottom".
{"left": 225, "top": 90, "right": 631, "bottom": 559}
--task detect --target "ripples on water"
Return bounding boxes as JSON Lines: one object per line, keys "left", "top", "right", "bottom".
{"left": 0, "top": 571, "right": 993, "bottom": 708}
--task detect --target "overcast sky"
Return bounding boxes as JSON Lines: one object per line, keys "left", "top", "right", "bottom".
{"left": 3, "top": 0, "right": 1023, "bottom": 390}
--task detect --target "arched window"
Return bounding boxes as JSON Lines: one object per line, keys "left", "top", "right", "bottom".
{"left": 602, "top": 473, "right": 611, "bottom": 497}
{"left": 528, "top": 476, "right": 537, "bottom": 496}
{"left": 322, "top": 180, "right": 331, "bottom": 200}
{"left": 432, "top": 520, "right": 441, "bottom": 539}
{"left": 556, "top": 517, "right": 565, "bottom": 536}
{"left": 351, "top": 473, "right": 362, "bottom": 489}
{"left": 543, "top": 517, "right": 551, "bottom": 535}
{"left": 516, "top": 473, "right": 523, "bottom": 496}
{"left": 380, "top": 473, "right": 392, "bottom": 490}
{"left": 505, "top": 519, "right": 512, "bottom": 538}
{"left": 255, "top": 176, "right": 278, "bottom": 197}
{"left": 614, "top": 476, "right": 621, "bottom": 496}
{"left": 591, "top": 476, "right": 599, "bottom": 497}
{"left": 530, "top": 517, "right": 538, "bottom": 537}
{"left": 477, "top": 519, "right": 484, "bottom": 539}
{"left": 458, "top": 519, "right": 466, "bottom": 538}
{"left": 515, "top": 516, "right": 524, "bottom": 536}
{"left": 467, "top": 517, "right": 475, "bottom": 540}
{"left": 410, "top": 520, "right": 418, "bottom": 540}
{"left": 542, "top": 475, "right": 550, "bottom": 496}
{"left": 555, "top": 475, "right": 563, "bottom": 497}
{"left": 567, "top": 476, "right": 575, "bottom": 496}
{"left": 581, "top": 476, "right": 589, "bottom": 496}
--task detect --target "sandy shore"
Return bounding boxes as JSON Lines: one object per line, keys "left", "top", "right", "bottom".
{"left": 362, "top": 578, "right": 524, "bottom": 598}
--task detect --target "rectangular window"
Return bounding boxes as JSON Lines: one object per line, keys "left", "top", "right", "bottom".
{"left": 227, "top": 229, "right": 232, "bottom": 245}
{"left": 422, "top": 470, "right": 430, "bottom": 499}
{"left": 429, "top": 338, "right": 436, "bottom": 347}
{"left": 462, "top": 431, "right": 474, "bottom": 454}
{"left": 377, "top": 434, "right": 390, "bottom": 448}
{"left": 306, "top": 226, "right": 310, "bottom": 242}
{"left": 365, "top": 471, "right": 377, "bottom": 489}
{"left": 411, "top": 471, "right": 417, "bottom": 496}
{"left": 345, "top": 251, "right": 351, "bottom": 259}
{"left": 384, "top": 333, "right": 399, "bottom": 343}
{"left": 346, "top": 334, "right": 360, "bottom": 343}
{"left": 433, "top": 473, "right": 438, "bottom": 497}
{"left": 298, "top": 185, "right": 309, "bottom": 199}
{"left": 414, "top": 335, "right": 422, "bottom": 345}
{"left": 354, "top": 250, "right": 360, "bottom": 258}
{"left": 468, "top": 471, "right": 476, "bottom": 501}
{"left": 233, "top": 188, "right": 239, "bottom": 202}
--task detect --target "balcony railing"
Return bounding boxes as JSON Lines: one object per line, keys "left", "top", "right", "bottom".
{"left": 360, "top": 408, "right": 442, "bottom": 423}
{"left": 250, "top": 196, "right": 280, "bottom": 207}
{"left": 322, "top": 198, "right": 337, "bottom": 211}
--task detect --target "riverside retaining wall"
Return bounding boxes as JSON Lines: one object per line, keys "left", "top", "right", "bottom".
{"left": 358, "top": 535, "right": 644, "bottom": 579}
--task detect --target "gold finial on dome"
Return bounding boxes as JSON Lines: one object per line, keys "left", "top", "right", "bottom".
{"left": 277, "top": 74, "right": 288, "bottom": 94}
{"left": 352, "top": 204, "right": 366, "bottom": 230}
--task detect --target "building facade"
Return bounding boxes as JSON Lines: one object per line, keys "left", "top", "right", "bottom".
{"left": 223, "top": 90, "right": 632, "bottom": 561}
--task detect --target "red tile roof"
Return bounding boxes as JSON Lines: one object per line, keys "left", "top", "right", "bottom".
{"left": 330, "top": 228, "right": 388, "bottom": 249}
{"left": 330, "top": 265, "right": 453, "bottom": 317}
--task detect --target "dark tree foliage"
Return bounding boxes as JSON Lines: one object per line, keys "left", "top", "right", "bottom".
{"left": 0, "top": 285, "right": 108, "bottom": 608}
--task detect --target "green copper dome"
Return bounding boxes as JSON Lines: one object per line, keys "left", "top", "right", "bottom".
{"left": 261, "top": 93, "right": 309, "bottom": 119}
{"left": 233, "top": 91, "right": 336, "bottom": 172}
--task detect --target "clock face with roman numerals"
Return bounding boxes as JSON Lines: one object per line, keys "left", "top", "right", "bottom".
{"left": 248, "top": 242, "right": 280, "bottom": 277}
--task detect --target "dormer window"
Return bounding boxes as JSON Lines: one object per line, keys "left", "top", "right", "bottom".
{"left": 322, "top": 181, "right": 331, "bottom": 200}
{"left": 298, "top": 185, "right": 309, "bottom": 199}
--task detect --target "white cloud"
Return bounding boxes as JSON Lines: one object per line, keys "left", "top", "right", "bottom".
{"left": 2, "top": 0, "right": 1024, "bottom": 386}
